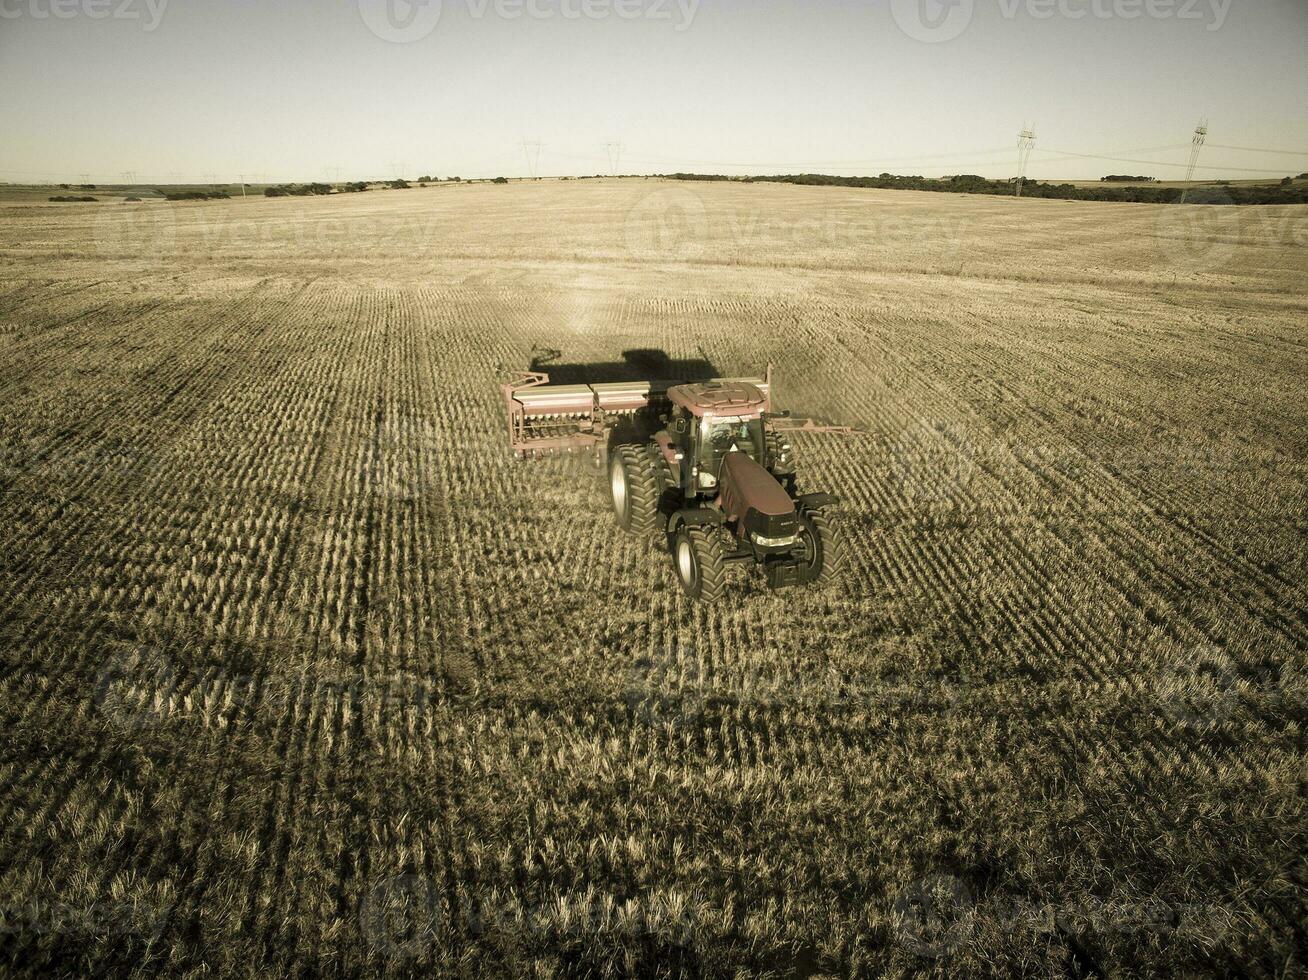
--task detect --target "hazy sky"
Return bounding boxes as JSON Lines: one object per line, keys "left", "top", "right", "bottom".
{"left": 2, "top": 0, "right": 1305, "bottom": 182}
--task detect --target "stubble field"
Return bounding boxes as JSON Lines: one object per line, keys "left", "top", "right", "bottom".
{"left": 0, "top": 179, "right": 1304, "bottom": 977}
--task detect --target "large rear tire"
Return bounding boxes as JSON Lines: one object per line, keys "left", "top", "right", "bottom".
{"left": 797, "top": 508, "right": 845, "bottom": 587}
{"left": 672, "top": 526, "right": 726, "bottom": 602}
{"left": 610, "top": 446, "right": 658, "bottom": 534}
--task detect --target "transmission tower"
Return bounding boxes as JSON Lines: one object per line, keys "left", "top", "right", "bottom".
{"left": 1015, "top": 125, "right": 1036, "bottom": 197}
{"left": 520, "top": 141, "right": 543, "bottom": 179}
{"left": 1180, "top": 120, "right": 1207, "bottom": 203}
{"left": 603, "top": 141, "right": 624, "bottom": 177}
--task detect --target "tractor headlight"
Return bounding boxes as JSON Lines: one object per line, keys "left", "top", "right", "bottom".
{"left": 698, "top": 470, "right": 717, "bottom": 489}
{"left": 752, "top": 532, "right": 798, "bottom": 548}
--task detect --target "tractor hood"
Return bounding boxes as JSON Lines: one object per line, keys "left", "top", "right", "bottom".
{"left": 719, "top": 452, "right": 800, "bottom": 539}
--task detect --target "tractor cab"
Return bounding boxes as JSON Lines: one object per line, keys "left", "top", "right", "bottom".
{"left": 665, "top": 382, "right": 770, "bottom": 494}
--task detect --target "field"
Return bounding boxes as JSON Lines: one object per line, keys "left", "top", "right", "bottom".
{"left": 0, "top": 180, "right": 1304, "bottom": 977}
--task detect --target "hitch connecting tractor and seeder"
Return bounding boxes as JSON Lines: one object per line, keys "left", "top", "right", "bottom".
{"left": 501, "top": 366, "right": 853, "bottom": 602}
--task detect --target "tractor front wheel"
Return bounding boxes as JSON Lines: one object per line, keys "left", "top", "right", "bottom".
{"left": 672, "top": 526, "right": 726, "bottom": 602}
{"left": 796, "top": 508, "right": 845, "bottom": 587}
{"left": 610, "top": 446, "right": 658, "bottom": 534}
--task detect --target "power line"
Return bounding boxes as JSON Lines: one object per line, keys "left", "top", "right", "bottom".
{"left": 1207, "top": 143, "right": 1308, "bottom": 156}
{"left": 1033, "top": 146, "right": 1290, "bottom": 175}
{"left": 593, "top": 146, "right": 1020, "bottom": 170}
{"left": 1, "top": 136, "right": 1301, "bottom": 185}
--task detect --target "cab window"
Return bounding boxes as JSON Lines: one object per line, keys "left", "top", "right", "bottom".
{"left": 698, "top": 417, "right": 763, "bottom": 471}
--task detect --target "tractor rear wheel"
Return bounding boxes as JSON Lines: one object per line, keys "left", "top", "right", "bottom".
{"left": 672, "top": 526, "right": 726, "bottom": 602}
{"left": 610, "top": 446, "right": 658, "bottom": 534}
{"left": 796, "top": 508, "right": 845, "bottom": 587}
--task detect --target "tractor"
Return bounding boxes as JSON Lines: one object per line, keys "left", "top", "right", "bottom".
{"left": 501, "top": 365, "right": 851, "bottom": 601}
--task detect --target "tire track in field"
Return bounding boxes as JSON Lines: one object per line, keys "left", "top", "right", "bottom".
{"left": 229, "top": 287, "right": 391, "bottom": 962}
{"left": 30, "top": 284, "right": 273, "bottom": 480}
{"left": 781, "top": 298, "right": 1287, "bottom": 797}
{"left": 164, "top": 284, "right": 369, "bottom": 972}
{"left": 413, "top": 285, "right": 523, "bottom": 953}
{"left": 0, "top": 283, "right": 176, "bottom": 400}
{"left": 810, "top": 292, "right": 1303, "bottom": 649}
{"left": 0, "top": 284, "right": 342, "bottom": 930}
{"left": 123, "top": 283, "right": 366, "bottom": 966}
{"left": 761, "top": 299, "right": 1238, "bottom": 691}
{"left": 0, "top": 281, "right": 283, "bottom": 569}
{"left": 898, "top": 301, "right": 1307, "bottom": 643}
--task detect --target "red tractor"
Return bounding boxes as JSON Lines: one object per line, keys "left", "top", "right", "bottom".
{"left": 502, "top": 366, "right": 849, "bottom": 601}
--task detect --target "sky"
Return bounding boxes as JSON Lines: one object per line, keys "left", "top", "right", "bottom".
{"left": 1, "top": 0, "right": 1305, "bottom": 183}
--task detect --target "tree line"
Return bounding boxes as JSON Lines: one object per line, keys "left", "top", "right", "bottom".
{"left": 666, "top": 172, "right": 1308, "bottom": 205}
